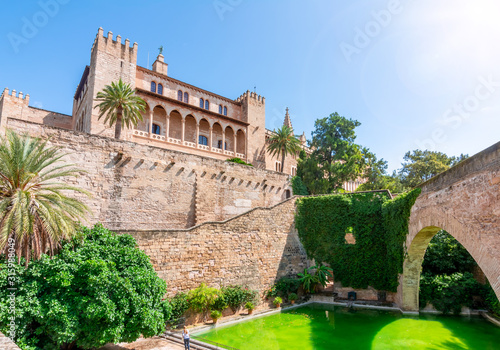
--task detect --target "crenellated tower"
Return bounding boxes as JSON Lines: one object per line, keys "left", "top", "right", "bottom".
{"left": 237, "top": 90, "right": 266, "bottom": 168}
{"left": 72, "top": 28, "right": 138, "bottom": 137}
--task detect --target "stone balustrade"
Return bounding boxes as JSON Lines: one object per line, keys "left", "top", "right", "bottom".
{"left": 133, "top": 129, "right": 246, "bottom": 160}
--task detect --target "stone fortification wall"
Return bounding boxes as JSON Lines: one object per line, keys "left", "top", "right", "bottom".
{"left": 6, "top": 117, "right": 291, "bottom": 230}
{"left": 118, "top": 197, "right": 309, "bottom": 295}
{"left": 0, "top": 89, "right": 72, "bottom": 130}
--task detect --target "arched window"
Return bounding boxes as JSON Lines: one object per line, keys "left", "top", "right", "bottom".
{"left": 219, "top": 105, "right": 223, "bottom": 114}
{"left": 157, "top": 84, "right": 163, "bottom": 95}
{"left": 205, "top": 100, "right": 209, "bottom": 110}
{"left": 177, "top": 90, "right": 183, "bottom": 101}
{"left": 199, "top": 98, "right": 204, "bottom": 108}
{"left": 223, "top": 106, "right": 227, "bottom": 116}
{"left": 199, "top": 135, "right": 208, "bottom": 146}
{"left": 276, "top": 161, "right": 281, "bottom": 172}
{"left": 151, "top": 81, "right": 156, "bottom": 93}
{"left": 152, "top": 123, "right": 161, "bottom": 135}
{"left": 184, "top": 92, "right": 189, "bottom": 103}
{"left": 217, "top": 140, "right": 227, "bottom": 150}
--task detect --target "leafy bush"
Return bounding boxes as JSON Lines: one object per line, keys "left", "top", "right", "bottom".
{"left": 0, "top": 224, "right": 167, "bottom": 350}
{"left": 288, "top": 293, "right": 298, "bottom": 301}
{"left": 210, "top": 310, "right": 222, "bottom": 321}
{"left": 245, "top": 302, "right": 255, "bottom": 311}
{"left": 484, "top": 283, "right": 500, "bottom": 317}
{"left": 226, "top": 157, "right": 253, "bottom": 167}
{"left": 291, "top": 176, "right": 309, "bottom": 195}
{"left": 187, "top": 283, "right": 221, "bottom": 314}
{"left": 297, "top": 268, "right": 319, "bottom": 293}
{"left": 275, "top": 277, "right": 301, "bottom": 296}
{"left": 419, "top": 272, "right": 484, "bottom": 314}
{"left": 266, "top": 285, "right": 279, "bottom": 298}
{"left": 422, "top": 230, "right": 477, "bottom": 275}
{"left": 211, "top": 293, "right": 229, "bottom": 311}
{"left": 169, "top": 292, "right": 189, "bottom": 323}
{"left": 222, "top": 286, "right": 257, "bottom": 312}
{"left": 273, "top": 297, "right": 283, "bottom": 306}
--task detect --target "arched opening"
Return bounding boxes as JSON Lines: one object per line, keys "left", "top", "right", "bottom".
{"left": 135, "top": 103, "right": 150, "bottom": 133}
{"left": 184, "top": 115, "right": 197, "bottom": 144}
{"left": 152, "top": 105, "right": 167, "bottom": 136}
{"left": 284, "top": 189, "right": 291, "bottom": 199}
{"left": 157, "top": 84, "right": 163, "bottom": 95}
{"left": 168, "top": 110, "right": 182, "bottom": 140}
{"left": 236, "top": 129, "right": 245, "bottom": 156}
{"left": 212, "top": 123, "right": 223, "bottom": 150}
{"left": 402, "top": 215, "right": 500, "bottom": 312}
{"left": 199, "top": 119, "right": 210, "bottom": 147}
{"left": 224, "top": 126, "right": 235, "bottom": 152}
{"left": 151, "top": 81, "right": 156, "bottom": 93}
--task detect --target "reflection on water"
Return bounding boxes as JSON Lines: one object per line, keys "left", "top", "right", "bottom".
{"left": 196, "top": 304, "right": 500, "bottom": 350}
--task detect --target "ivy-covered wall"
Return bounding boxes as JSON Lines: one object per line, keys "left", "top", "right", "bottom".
{"left": 295, "top": 189, "right": 420, "bottom": 292}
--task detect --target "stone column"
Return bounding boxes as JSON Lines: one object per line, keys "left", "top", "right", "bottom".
{"left": 181, "top": 118, "right": 185, "bottom": 143}
{"left": 233, "top": 133, "right": 237, "bottom": 155}
{"left": 222, "top": 129, "right": 226, "bottom": 152}
{"left": 166, "top": 115, "right": 170, "bottom": 139}
{"left": 209, "top": 126, "right": 213, "bottom": 151}
{"left": 148, "top": 110, "right": 153, "bottom": 136}
{"left": 196, "top": 122, "right": 200, "bottom": 146}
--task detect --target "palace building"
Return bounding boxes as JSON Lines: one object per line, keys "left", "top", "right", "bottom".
{"left": 0, "top": 27, "right": 361, "bottom": 189}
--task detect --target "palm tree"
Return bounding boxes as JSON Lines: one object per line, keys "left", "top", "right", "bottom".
{"left": 94, "top": 79, "right": 146, "bottom": 139}
{"left": 0, "top": 130, "right": 90, "bottom": 265}
{"left": 267, "top": 125, "right": 301, "bottom": 172}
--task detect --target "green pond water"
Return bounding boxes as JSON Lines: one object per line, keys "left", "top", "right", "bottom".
{"left": 195, "top": 303, "right": 500, "bottom": 350}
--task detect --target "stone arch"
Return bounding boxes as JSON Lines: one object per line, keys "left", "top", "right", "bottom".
{"left": 225, "top": 126, "right": 235, "bottom": 152}
{"left": 199, "top": 118, "right": 210, "bottom": 146}
{"left": 184, "top": 114, "right": 197, "bottom": 144}
{"left": 136, "top": 103, "right": 151, "bottom": 132}
{"left": 236, "top": 129, "right": 246, "bottom": 155}
{"left": 152, "top": 105, "right": 167, "bottom": 136}
{"left": 169, "top": 110, "right": 182, "bottom": 140}
{"left": 212, "top": 122, "right": 223, "bottom": 149}
{"left": 401, "top": 205, "right": 500, "bottom": 312}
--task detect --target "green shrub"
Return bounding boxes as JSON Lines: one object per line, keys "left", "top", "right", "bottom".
{"left": 169, "top": 292, "right": 189, "bottom": 323}
{"left": 222, "top": 286, "right": 257, "bottom": 312}
{"left": 484, "top": 283, "right": 500, "bottom": 317}
{"left": 297, "top": 268, "right": 319, "bottom": 294}
{"left": 187, "top": 283, "right": 221, "bottom": 314}
{"left": 288, "top": 293, "right": 298, "bottom": 301}
{"left": 0, "top": 224, "right": 167, "bottom": 350}
{"left": 226, "top": 157, "right": 253, "bottom": 166}
{"left": 275, "top": 277, "right": 301, "bottom": 296}
{"left": 266, "top": 285, "right": 279, "bottom": 298}
{"left": 245, "top": 302, "right": 255, "bottom": 311}
{"left": 273, "top": 297, "right": 283, "bottom": 306}
{"left": 210, "top": 310, "right": 222, "bottom": 321}
{"left": 419, "top": 272, "right": 484, "bottom": 314}
{"left": 291, "top": 176, "right": 309, "bottom": 195}
{"left": 211, "top": 293, "right": 229, "bottom": 311}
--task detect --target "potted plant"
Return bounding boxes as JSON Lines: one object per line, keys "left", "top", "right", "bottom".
{"left": 288, "top": 293, "right": 298, "bottom": 305}
{"left": 273, "top": 296, "right": 283, "bottom": 308}
{"left": 245, "top": 302, "right": 255, "bottom": 315}
{"left": 210, "top": 310, "right": 222, "bottom": 324}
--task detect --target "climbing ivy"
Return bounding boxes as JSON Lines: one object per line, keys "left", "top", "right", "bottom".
{"left": 295, "top": 189, "right": 420, "bottom": 292}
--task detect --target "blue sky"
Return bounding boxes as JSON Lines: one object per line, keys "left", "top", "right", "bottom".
{"left": 1, "top": 0, "right": 499, "bottom": 172}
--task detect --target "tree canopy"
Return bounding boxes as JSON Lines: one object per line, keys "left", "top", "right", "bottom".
{"left": 0, "top": 130, "right": 90, "bottom": 266}
{"left": 0, "top": 224, "right": 169, "bottom": 350}
{"left": 298, "top": 112, "right": 379, "bottom": 194}
{"left": 94, "top": 79, "right": 146, "bottom": 139}
{"left": 266, "top": 125, "right": 301, "bottom": 173}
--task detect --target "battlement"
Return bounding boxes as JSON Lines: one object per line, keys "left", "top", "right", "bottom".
{"left": 0, "top": 88, "right": 30, "bottom": 105}
{"left": 91, "top": 27, "right": 138, "bottom": 63}
{"left": 236, "top": 90, "right": 265, "bottom": 104}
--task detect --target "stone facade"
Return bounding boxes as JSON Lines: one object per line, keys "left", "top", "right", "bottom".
{"left": 398, "top": 140, "right": 500, "bottom": 311}
{"left": 118, "top": 197, "right": 309, "bottom": 296}
{"left": 6, "top": 118, "right": 292, "bottom": 230}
